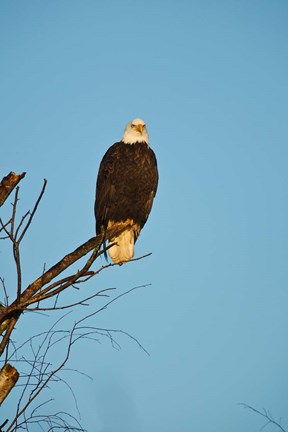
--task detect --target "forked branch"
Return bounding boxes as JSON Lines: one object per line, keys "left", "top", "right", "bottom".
{"left": 0, "top": 172, "right": 143, "bottom": 358}
{"left": 240, "top": 403, "right": 287, "bottom": 432}
{"left": 0, "top": 171, "right": 150, "bottom": 429}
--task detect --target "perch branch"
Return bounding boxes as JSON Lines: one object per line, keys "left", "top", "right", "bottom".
{"left": 0, "top": 225, "right": 128, "bottom": 357}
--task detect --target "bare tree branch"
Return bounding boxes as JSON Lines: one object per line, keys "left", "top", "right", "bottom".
{"left": 2, "top": 280, "right": 149, "bottom": 431}
{"left": 16, "top": 179, "right": 47, "bottom": 244}
{"left": 240, "top": 403, "right": 287, "bottom": 432}
{"left": 0, "top": 224, "right": 132, "bottom": 358}
{"left": 0, "top": 172, "right": 26, "bottom": 207}
{"left": 0, "top": 363, "right": 19, "bottom": 405}
{"left": 0, "top": 172, "right": 152, "bottom": 430}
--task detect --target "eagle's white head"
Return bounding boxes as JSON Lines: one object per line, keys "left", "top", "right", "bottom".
{"left": 122, "top": 118, "right": 150, "bottom": 145}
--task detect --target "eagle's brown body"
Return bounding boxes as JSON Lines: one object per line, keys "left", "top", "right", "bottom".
{"left": 95, "top": 119, "right": 158, "bottom": 263}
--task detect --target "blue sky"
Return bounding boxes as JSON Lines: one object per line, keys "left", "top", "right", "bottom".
{"left": 1, "top": 1, "right": 288, "bottom": 431}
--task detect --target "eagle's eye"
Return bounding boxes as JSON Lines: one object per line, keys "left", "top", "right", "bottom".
{"left": 131, "top": 124, "right": 135, "bottom": 128}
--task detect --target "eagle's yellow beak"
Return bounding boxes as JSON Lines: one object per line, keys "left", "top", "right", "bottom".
{"left": 135, "top": 124, "right": 144, "bottom": 133}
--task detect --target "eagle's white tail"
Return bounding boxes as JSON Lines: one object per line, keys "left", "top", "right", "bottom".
{"left": 108, "top": 229, "right": 135, "bottom": 264}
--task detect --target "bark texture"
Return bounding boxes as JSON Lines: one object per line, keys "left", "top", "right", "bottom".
{"left": 0, "top": 172, "right": 26, "bottom": 206}
{"left": 0, "top": 364, "right": 19, "bottom": 405}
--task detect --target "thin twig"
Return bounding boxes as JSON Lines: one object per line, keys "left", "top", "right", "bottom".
{"left": 0, "top": 277, "right": 9, "bottom": 306}
{"left": 6, "top": 322, "right": 77, "bottom": 431}
{"left": 17, "top": 179, "right": 47, "bottom": 244}
{"left": 25, "top": 288, "right": 115, "bottom": 311}
{"left": 0, "top": 217, "right": 12, "bottom": 236}
{"left": 14, "top": 210, "right": 30, "bottom": 241}
{"left": 10, "top": 186, "right": 19, "bottom": 239}
{"left": 77, "top": 283, "right": 151, "bottom": 326}
{"left": 240, "top": 403, "right": 287, "bottom": 432}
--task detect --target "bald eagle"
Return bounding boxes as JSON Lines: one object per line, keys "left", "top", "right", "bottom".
{"left": 95, "top": 118, "right": 158, "bottom": 264}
